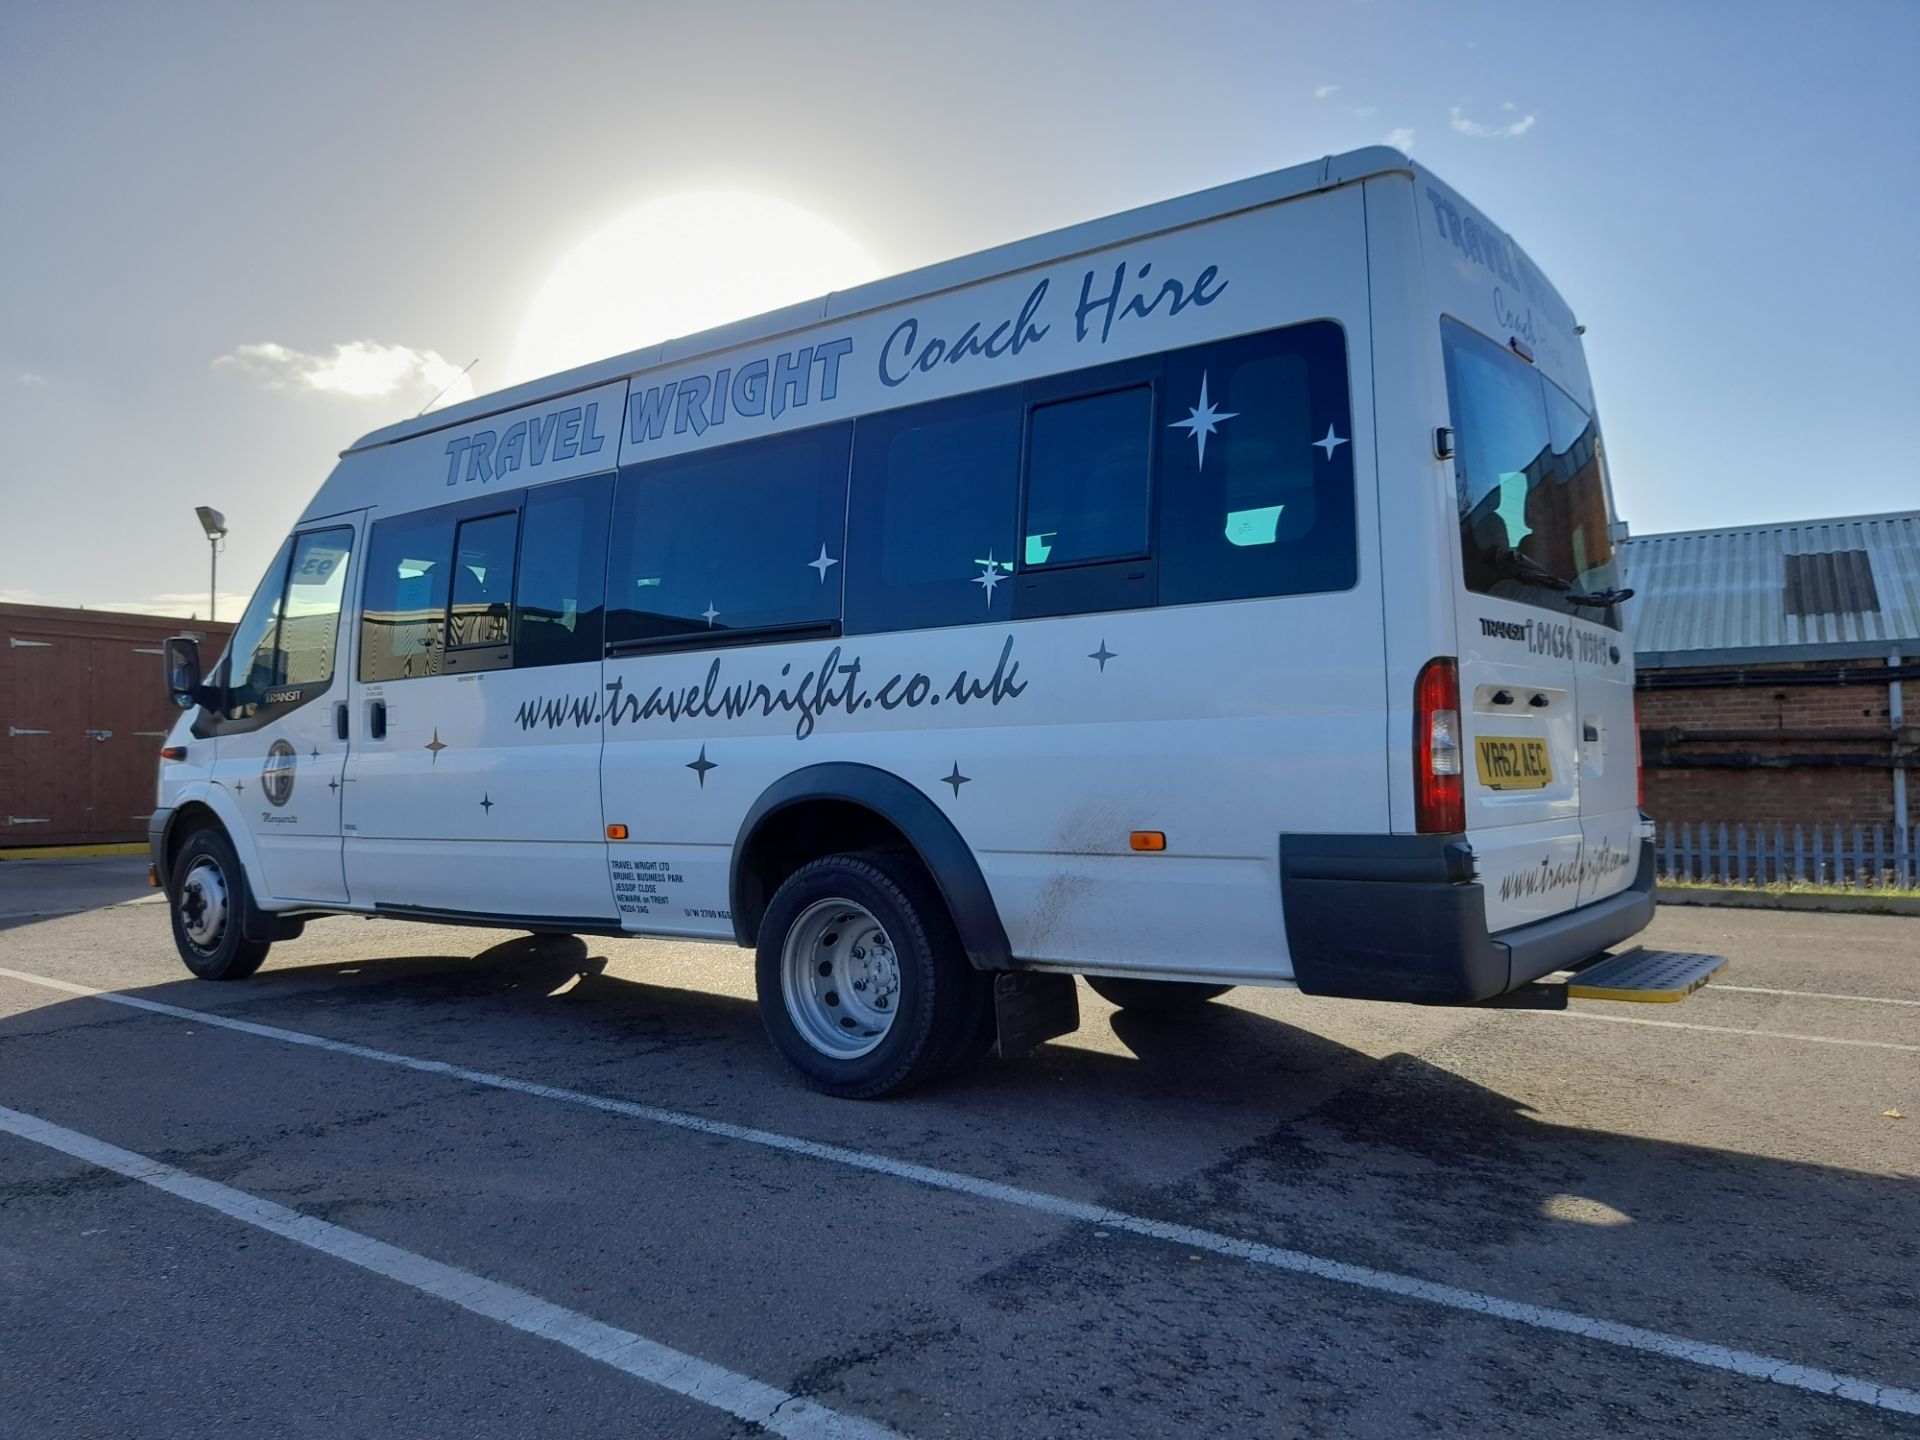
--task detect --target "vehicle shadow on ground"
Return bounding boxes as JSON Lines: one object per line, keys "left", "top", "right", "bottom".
{"left": 13, "top": 929, "right": 1917, "bottom": 1388}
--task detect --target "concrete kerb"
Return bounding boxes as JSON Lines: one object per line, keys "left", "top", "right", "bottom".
{"left": 1657, "top": 886, "right": 1920, "bottom": 917}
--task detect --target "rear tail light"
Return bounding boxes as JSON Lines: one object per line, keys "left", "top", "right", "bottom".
{"left": 1415, "top": 657, "right": 1465, "bottom": 834}
{"left": 160, "top": 746, "right": 187, "bottom": 761}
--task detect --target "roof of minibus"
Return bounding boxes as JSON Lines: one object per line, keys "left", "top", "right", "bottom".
{"left": 341, "top": 147, "right": 1557, "bottom": 457}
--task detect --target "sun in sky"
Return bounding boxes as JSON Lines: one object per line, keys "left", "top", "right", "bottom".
{"left": 510, "top": 192, "right": 882, "bottom": 384}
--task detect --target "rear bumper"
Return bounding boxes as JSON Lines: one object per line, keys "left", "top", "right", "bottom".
{"left": 1279, "top": 833, "right": 1655, "bottom": 1004}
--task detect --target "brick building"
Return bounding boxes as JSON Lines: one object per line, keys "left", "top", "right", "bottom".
{"left": 1621, "top": 512, "right": 1918, "bottom": 844}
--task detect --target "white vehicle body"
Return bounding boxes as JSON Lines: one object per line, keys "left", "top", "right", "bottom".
{"left": 155, "top": 148, "right": 1652, "bottom": 1070}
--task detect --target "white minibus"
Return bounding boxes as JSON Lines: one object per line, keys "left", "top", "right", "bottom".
{"left": 156, "top": 146, "right": 1713, "bottom": 1097}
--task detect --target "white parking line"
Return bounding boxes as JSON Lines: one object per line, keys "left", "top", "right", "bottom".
{"left": 1, "top": 966, "right": 1915, "bottom": 1416}
{"left": 1554, "top": 1008, "right": 1920, "bottom": 1052}
{"left": 1711, "top": 984, "right": 1920, "bottom": 1008}
{"left": 0, "top": 1103, "right": 899, "bottom": 1440}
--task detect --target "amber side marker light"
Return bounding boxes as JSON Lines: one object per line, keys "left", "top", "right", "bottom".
{"left": 1130, "top": 831, "right": 1167, "bottom": 852}
{"left": 160, "top": 746, "right": 187, "bottom": 761}
{"left": 147, "top": 864, "right": 161, "bottom": 888}
{"left": 606, "top": 823, "right": 629, "bottom": 840}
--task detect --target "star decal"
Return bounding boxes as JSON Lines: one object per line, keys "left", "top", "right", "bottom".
{"left": 1089, "top": 640, "right": 1117, "bottom": 672}
{"left": 424, "top": 729, "right": 448, "bottom": 764}
{"left": 309, "top": 745, "right": 320, "bottom": 759}
{"left": 479, "top": 793, "right": 494, "bottom": 814}
{"left": 941, "top": 763, "right": 970, "bottom": 798}
{"left": 808, "top": 545, "right": 839, "bottom": 583}
{"left": 687, "top": 745, "right": 717, "bottom": 787}
{"left": 1168, "top": 371, "right": 1238, "bottom": 469}
{"left": 233, "top": 779, "right": 245, "bottom": 793}
{"left": 701, "top": 601, "right": 721, "bottom": 627}
{"left": 973, "top": 550, "right": 1007, "bottom": 605}
{"left": 328, "top": 777, "right": 340, "bottom": 794}
{"left": 1314, "top": 424, "right": 1349, "bottom": 460}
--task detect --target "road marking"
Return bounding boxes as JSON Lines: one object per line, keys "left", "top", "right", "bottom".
{"left": 1711, "top": 984, "right": 1920, "bottom": 1009}
{"left": 0, "top": 1102, "right": 899, "bottom": 1440}
{"left": 1554, "top": 1008, "right": 1920, "bottom": 1052}
{"left": 1, "top": 967, "right": 1916, "bottom": 1415}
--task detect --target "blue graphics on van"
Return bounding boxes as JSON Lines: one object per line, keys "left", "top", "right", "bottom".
{"left": 627, "top": 338, "right": 855, "bottom": 445}
{"left": 444, "top": 401, "right": 609, "bottom": 486}
{"left": 1423, "top": 186, "right": 1576, "bottom": 362}
{"left": 624, "top": 256, "right": 1231, "bottom": 450}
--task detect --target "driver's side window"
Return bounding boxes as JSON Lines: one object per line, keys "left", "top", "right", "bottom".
{"left": 222, "top": 538, "right": 293, "bottom": 717}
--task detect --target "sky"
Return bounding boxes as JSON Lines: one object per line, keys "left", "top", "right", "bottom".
{"left": 2, "top": 0, "right": 1916, "bottom": 619}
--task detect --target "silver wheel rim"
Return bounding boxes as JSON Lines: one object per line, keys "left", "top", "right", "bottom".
{"left": 179, "top": 858, "right": 229, "bottom": 952}
{"left": 780, "top": 897, "right": 900, "bottom": 1059}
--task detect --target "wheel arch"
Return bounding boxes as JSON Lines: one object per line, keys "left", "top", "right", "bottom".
{"left": 730, "top": 763, "right": 1013, "bottom": 972}
{"left": 157, "top": 784, "right": 265, "bottom": 898}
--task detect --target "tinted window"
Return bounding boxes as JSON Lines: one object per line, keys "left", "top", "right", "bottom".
{"left": 1158, "top": 321, "right": 1355, "bottom": 603}
{"left": 608, "top": 424, "right": 851, "bottom": 646}
{"left": 224, "top": 537, "right": 292, "bottom": 713}
{"left": 360, "top": 510, "right": 455, "bottom": 681}
{"left": 447, "top": 512, "right": 518, "bottom": 649}
{"left": 844, "top": 388, "right": 1020, "bottom": 633}
{"left": 280, "top": 528, "right": 353, "bottom": 685}
{"left": 1022, "top": 386, "right": 1152, "bottom": 568}
{"left": 515, "top": 475, "right": 611, "bottom": 667}
{"left": 1443, "top": 319, "right": 1622, "bottom": 627}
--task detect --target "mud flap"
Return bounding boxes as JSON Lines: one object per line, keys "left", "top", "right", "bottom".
{"left": 992, "top": 972, "right": 1079, "bottom": 1058}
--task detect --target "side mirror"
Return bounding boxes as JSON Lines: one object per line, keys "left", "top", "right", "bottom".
{"left": 164, "top": 635, "right": 205, "bottom": 710}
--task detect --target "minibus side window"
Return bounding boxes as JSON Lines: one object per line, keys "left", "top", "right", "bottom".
{"left": 1022, "top": 386, "right": 1153, "bottom": 569}
{"left": 1156, "top": 320, "right": 1356, "bottom": 603}
{"left": 514, "top": 474, "right": 612, "bottom": 667}
{"left": 446, "top": 512, "right": 519, "bottom": 650}
{"left": 360, "top": 512, "right": 455, "bottom": 682}
{"left": 607, "top": 423, "right": 851, "bottom": 649}
{"left": 843, "top": 388, "right": 1020, "bottom": 635}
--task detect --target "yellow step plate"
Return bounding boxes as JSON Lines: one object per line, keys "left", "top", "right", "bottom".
{"left": 1567, "top": 948, "right": 1728, "bottom": 1003}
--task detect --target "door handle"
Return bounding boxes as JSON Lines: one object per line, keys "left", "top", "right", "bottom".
{"left": 334, "top": 702, "right": 350, "bottom": 741}
{"left": 368, "top": 700, "right": 387, "bottom": 741}
{"left": 85, "top": 729, "right": 114, "bottom": 742}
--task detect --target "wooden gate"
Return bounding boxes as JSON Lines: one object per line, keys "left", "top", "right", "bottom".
{"left": 0, "top": 605, "right": 231, "bottom": 847}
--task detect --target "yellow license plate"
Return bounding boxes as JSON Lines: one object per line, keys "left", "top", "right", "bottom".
{"left": 1475, "top": 736, "right": 1553, "bottom": 790}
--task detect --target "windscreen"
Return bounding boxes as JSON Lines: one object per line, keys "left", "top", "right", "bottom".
{"left": 1442, "top": 319, "right": 1625, "bottom": 629}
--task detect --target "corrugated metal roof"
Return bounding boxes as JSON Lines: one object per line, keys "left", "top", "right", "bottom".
{"left": 1621, "top": 510, "right": 1920, "bottom": 661}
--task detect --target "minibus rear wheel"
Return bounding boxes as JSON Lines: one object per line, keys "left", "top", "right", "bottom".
{"left": 755, "top": 852, "right": 985, "bottom": 1099}
{"left": 1085, "top": 977, "right": 1233, "bottom": 1013}
{"left": 168, "top": 826, "right": 271, "bottom": 982}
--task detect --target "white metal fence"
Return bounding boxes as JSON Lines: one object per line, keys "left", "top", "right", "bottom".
{"left": 1656, "top": 821, "right": 1919, "bottom": 889}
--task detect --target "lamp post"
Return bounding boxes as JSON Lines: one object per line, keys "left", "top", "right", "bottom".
{"left": 194, "top": 506, "right": 227, "bottom": 620}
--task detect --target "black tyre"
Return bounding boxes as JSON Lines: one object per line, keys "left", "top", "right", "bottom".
{"left": 1085, "top": 976, "right": 1233, "bottom": 1012}
{"left": 168, "top": 826, "right": 271, "bottom": 981}
{"left": 755, "top": 852, "right": 987, "bottom": 1099}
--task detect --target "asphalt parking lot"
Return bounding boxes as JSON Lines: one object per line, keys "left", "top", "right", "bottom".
{"left": 1, "top": 858, "right": 1915, "bottom": 1438}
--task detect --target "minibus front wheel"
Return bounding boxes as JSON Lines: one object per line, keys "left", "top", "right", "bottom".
{"left": 755, "top": 852, "right": 989, "bottom": 1099}
{"left": 168, "top": 826, "right": 271, "bottom": 982}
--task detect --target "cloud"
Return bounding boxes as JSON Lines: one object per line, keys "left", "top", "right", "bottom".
{"left": 17, "top": 372, "right": 47, "bottom": 387}
{"left": 1449, "top": 104, "right": 1537, "bottom": 138}
{"left": 1314, "top": 84, "right": 1340, "bottom": 99}
{"left": 1384, "top": 127, "right": 1415, "bottom": 152}
{"left": 215, "top": 339, "right": 476, "bottom": 409}
{"left": 1352, "top": 105, "right": 1378, "bottom": 118}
